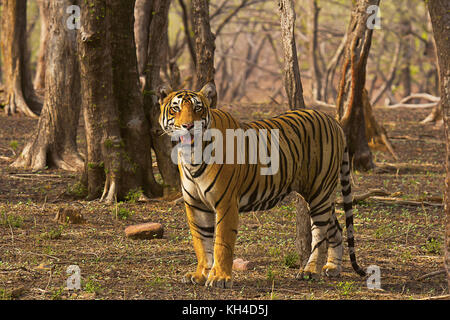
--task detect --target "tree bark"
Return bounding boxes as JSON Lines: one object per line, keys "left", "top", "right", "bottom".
{"left": 79, "top": 0, "right": 162, "bottom": 201}
{"left": 278, "top": 0, "right": 306, "bottom": 110}
{"left": 1, "top": 0, "right": 41, "bottom": 117}
{"left": 134, "top": 0, "right": 154, "bottom": 87}
{"left": 33, "top": 0, "right": 51, "bottom": 95}
{"left": 191, "top": 0, "right": 216, "bottom": 102}
{"left": 399, "top": 17, "right": 412, "bottom": 98}
{"left": 109, "top": 0, "right": 164, "bottom": 200}
{"left": 295, "top": 193, "right": 311, "bottom": 269}
{"left": 427, "top": 0, "right": 450, "bottom": 291}
{"left": 142, "top": 0, "right": 180, "bottom": 190}
{"left": 336, "top": 0, "right": 379, "bottom": 171}
{"left": 308, "top": 0, "right": 322, "bottom": 102}
{"left": 422, "top": 36, "right": 444, "bottom": 125}
{"left": 11, "top": 0, "right": 83, "bottom": 172}
{"left": 78, "top": 0, "right": 115, "bottom": 199}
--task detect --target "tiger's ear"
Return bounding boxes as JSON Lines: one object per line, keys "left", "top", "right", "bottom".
{"left": 199, "top": 82, "right": 217, "bottom": 108}
{"left": 157, "top": 85, "right": 172, "bottom": 105}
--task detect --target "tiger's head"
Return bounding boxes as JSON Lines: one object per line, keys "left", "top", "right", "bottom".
{"left": 158, "top": 83, "right": 216, "bottom": 143}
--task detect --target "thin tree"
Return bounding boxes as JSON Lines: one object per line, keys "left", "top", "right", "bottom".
{"left": 278, "top": 0, "right": 306, "bottom": 110}
{"left": 33, "top": 0, "right": 51, "bottom": 95}
{"left": 134, "top": 0, "right": 154, "bottom": 85}
{"left": 1, "top": 0, "right": 41, "bottom": 117}
{"left": 336, "top": 0, "right": 380, "bottom": 171}
{"left": 141, "top": 0, "right": 180, "bottom": 190}
{"left": 11, "top": 0, "right": 83, "bottom": 172}
{"left": 191, "top": 0, "right": 216, "bottom": 103}
{"left": 427, "top": 0, "right": 450, "bottom": 290}
{"left": 307, "top": 0, "right": 322, "bottom": 102}
{"left": 278, "top": 0, "right": 310, "bottom": 268}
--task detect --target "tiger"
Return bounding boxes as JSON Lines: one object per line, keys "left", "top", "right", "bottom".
{"left": 158, "top": 83, "right": 366, "bottom": 288}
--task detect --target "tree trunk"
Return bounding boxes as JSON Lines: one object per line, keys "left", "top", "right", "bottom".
{"left": 422, "top": 36, "right": 444, "bottom": 125}
{"left": 307, "top": 0, "right": 322, "bottom": 102}
{"left": 191, "top": 0, "right": 216, "bottom": 102}
{"left": 141, "top": 0, "right": 180, "bottom": 191}
{"left": 295, "top": 193, "right": 311, "bottom": 269}
{"left": 336, "top": 0, "right": 379, "bottom": 171}
{"left": 399, "top": 17, "right": 412, "bottom": 98}
{"left": 11, "top": 0, "right": 83, "bottom": 172}
{"left": 109, "top": 0, "right": 163, "bottom": 200}
{"left": 79, "top": 0, "right": 162, "bottom": 201}
{"left": 278, "top": 0, "right": 310, "bottom": 263}
{"left": 278, "top": 0, "right": 306, "bottom": 110}
{"left": 134, "top": 0, "right": 154, "bottom": 87}
{"left": 1, "top": 0, "right": 41, "bottom": 117}
{"left": 427, "top": 0, "right": 450, "bottom": 291}
{"left": 78, "top": 0, "right": 114, "bottom": 200}
{"left": 33, "top": 0, "right": 51, "bottom": 95}
{"left": 178, "top": 0, "right": 196, "bottom": 89}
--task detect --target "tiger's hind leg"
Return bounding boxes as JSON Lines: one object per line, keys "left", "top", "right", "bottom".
{"left": 322, "top": 204, "right": 343, "bottom": 277}
{"left": 299, "top": 201, "right": 331, "bottom": 280}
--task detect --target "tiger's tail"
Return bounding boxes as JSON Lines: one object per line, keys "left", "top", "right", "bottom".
{"left": 340, "top": 146, "right": 366, "bottom": 277}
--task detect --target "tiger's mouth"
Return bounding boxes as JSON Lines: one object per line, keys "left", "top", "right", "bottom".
{"left": 170, "top": 120, "right": 208, "bottom": 145}
{"left": 179, "top": 132, "right": 194, "bottom": 145}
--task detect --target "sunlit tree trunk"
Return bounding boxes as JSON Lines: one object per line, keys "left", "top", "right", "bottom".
{"left": 142, "top": 0, "right": 180, "bottom": 190}
{"left": 336, "top": 0, "right": 379, "bottom": 171}
{"left": 11, "top": 0, "right": 82, "bottom": 172}
{"left": 191, "top": 0, "right": 216, "bottom": 102}
{"left": 427, "top": 0, "right": 450, "bottom": 291}
{"left": 1, "top": 0, "right": 41, "bottom": 117}
{"left": 278, "top": 0, "right": 306, "bottom": 110}
{"left": 33, "top": 0, "right": 51, "bottom": 95}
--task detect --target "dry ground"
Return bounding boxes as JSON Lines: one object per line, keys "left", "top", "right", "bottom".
{"left": 0, "top": 103, "right": 447, "bottom": 300}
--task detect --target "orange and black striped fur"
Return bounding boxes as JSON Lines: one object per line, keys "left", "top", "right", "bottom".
{"left": 158, "top": 83, "right": 365, "bottom": 288}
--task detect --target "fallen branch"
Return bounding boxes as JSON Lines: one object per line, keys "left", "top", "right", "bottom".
{"left": 419, "top": 294, "right": 450, "bottom": 300}
{"left": 416, "top": 270, "right": 446, "bottom": 281}
{"left": 368, "top": 196, "right": 443, "bottom": 207}
{"left": 0, "top": 156, "right": 13, "bottom": 161}
{"left": 386, "top": 102, "right": 437, "bottom": 109}
{"left": 309, "top": 100, "right": 336, "bottom": 109}
{"left": 336, "top": 188, "right": 442, "bottom": 207}
{"left": 336, "top": 189, "right": 389, "bottom": 205}
{"left": 386, "top": 93, "right": 440, "bottom": 109}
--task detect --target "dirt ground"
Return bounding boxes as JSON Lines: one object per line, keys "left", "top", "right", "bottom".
{"left": 0, "top": 103, "right": 447, "bottom": 300}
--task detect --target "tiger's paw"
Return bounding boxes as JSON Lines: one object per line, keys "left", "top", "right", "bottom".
{"left": 296, "top": 270, "right": 321, "bottom": 281}
{"left": 205, "top": 269, "right": 233, "bottom": 289}
{"left": 182, "top": 271, "right": 207, "bottom": 286}
{"left": 296, "top": 264, "right": 321, "bottom": 281}
{"left": 322, "top": 263, "right": 341, "bottom": 277}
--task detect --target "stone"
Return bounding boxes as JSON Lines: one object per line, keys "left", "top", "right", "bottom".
{"left": 125, "top": 222, "right": 164, "bottom": 240}
{"left": 232, "top": 258, "right": 255, "bottom": 271}
{"left": 53, "top": 208, "right": 85, "bottom": 224}
{"left": 11, "top": 287, "right": 26, "bottom": 299}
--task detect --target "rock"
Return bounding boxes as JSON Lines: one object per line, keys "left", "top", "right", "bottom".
{"left": 11, "top": 287, "right": 26, "bottom": 299}
{"left": 232, "top": 258, "right": 255, "bottom": 271}
{"left": 125, "top": 222, "right": 164, "bottom": 240}
{"left": 54, "top": 208, "right": 85, "bottom": 224}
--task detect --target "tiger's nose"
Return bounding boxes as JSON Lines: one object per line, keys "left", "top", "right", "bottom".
{"left": 182, "top": 123, "right": 194, "bottom": 130}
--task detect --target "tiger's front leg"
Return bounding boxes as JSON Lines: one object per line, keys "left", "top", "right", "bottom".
{"left": 206, "top": 203, "right": 239, "bottom": 289}
{"left": 182, "top": 202, "right": 216, "bottom": 286}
